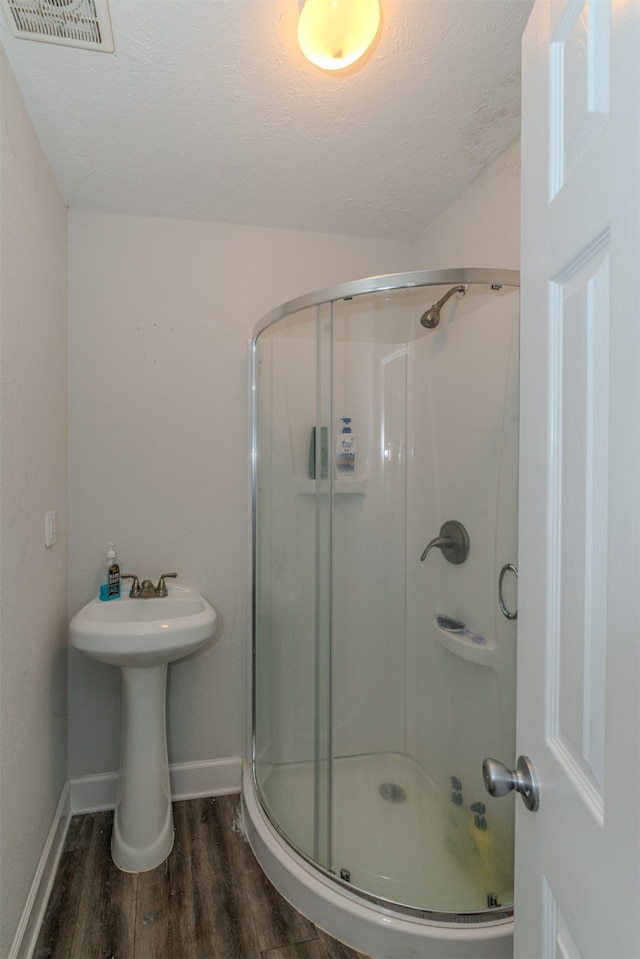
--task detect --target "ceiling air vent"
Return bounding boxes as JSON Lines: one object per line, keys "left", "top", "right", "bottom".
{"left": 1, "top": 0, "right": 114, "bottom": 52}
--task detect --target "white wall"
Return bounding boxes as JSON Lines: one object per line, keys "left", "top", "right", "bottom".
{"left": 415, "top": 138, "right": 521, "bottom": 271}
{"left": 0, "top": 48, "right": 68, "bottom": 958}
{"left": 67, "top": 210, "right": 413, "bottom": 777}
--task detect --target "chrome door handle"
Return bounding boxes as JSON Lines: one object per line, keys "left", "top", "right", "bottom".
{"left": 482, "top": 755, "right": 540, "bottom": 812}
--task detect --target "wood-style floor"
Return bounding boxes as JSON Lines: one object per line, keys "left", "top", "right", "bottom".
{"left": 34, "top": 794, "right": 371, "bottom": 959}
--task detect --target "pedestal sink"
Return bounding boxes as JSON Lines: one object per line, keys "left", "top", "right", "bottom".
{"left": 70, "top": 585, "right": 217, "bottom": 872}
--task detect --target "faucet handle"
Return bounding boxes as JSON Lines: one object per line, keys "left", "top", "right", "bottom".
{"left": 419, "top": 521, "right": 470, "bottom": 566}
{"left": 121, "top": 574, "right": 141, "bottom": 597}
{"left": 156, "top": 573, "right": 177, "bottom": 597}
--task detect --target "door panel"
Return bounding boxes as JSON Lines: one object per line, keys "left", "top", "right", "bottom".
{"left": 517, "top": 1, "right": 640, "bottom": 955}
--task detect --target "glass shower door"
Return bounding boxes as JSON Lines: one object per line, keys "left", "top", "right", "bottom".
{"left": 253, "top": 303, "right": 333, "bottom": 870}
{"left": 328, "top": 292, "right": 411, "bottom": 898}
{"left": 327, "top": 284, "right": 519, "bottom": 915}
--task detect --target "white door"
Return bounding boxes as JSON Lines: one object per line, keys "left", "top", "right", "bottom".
{"left": 516, "top": 0, "right": 640, "bottom": 956}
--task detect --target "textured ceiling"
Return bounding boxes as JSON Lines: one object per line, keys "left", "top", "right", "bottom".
{"left": 1, "top": 0, "right": 534, "bottom": 240}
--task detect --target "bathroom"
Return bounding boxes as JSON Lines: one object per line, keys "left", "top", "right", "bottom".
{"left": 2, "top": 1, "right": 639, "bottom": 958}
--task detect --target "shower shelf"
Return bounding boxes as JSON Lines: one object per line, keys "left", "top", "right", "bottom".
{"left": 293, "top": 478, "right": 367, "bottom": 495}
{"left": 434, "top": 621, "right": 497, "bottom": 666}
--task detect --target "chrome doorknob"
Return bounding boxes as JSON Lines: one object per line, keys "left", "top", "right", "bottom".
{"left": 482, "top": 755, "right": 540, "bottom": 812}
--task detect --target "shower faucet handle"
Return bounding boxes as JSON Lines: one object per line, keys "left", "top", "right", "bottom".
{"left": 420, "top": 536, "right": 452, "bottom": 560}
{"left": 420, "top": 521, "right": 470, "bottom": 565}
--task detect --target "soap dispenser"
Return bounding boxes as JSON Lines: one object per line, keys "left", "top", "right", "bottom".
{"left": 336, "top": 417, "right": 357, "bottom": 474}
{"left": 100, "top": 543, "right": 121, "bottom": 601}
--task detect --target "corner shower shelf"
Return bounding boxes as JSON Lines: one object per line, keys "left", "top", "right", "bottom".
{"left": 293, "top": 478, "right": 367, "bottom": 495}
{"left": 434, "top": 620, "right": 497, "bottom": 666}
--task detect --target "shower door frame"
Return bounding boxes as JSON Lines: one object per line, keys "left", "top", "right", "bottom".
{"left": 249, "top": 267, "right": 520, "bottom": 923}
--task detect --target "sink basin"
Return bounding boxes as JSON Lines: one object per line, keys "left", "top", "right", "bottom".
{"left": 69, "top": 583, "right": 217, "bottom": 872}
{"left": 70, "top": 585, "right": 217, "bottom": 667}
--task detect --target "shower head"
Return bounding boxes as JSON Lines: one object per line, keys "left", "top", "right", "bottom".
{"left": 420, "top": 284, "right": 468, "bottom": 329}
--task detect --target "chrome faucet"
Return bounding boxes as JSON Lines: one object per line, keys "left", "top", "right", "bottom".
{"left": 121, "top": 573, "right": 177, "bottom": 598}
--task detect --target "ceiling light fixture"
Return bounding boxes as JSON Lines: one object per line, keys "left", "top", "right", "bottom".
{"left": 297, "top": 0, "right": 381, "bottom": 71}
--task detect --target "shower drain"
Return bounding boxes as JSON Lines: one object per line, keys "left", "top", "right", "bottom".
{"left": 379, "top": 782, "right": 407, "bottom": 804}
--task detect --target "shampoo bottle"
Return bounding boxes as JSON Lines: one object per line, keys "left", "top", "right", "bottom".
{"left": 100, "top": 543, "right": 121, "bottom": 601}
{"left": 336, "top": 417, "right": 356, "bottom": 474}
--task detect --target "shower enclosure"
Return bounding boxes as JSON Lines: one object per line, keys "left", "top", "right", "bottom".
{"left": 245, "top": 269, "right": 519, "bottom": 957}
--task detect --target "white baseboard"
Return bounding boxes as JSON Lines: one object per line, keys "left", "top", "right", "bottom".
{"left": 170, "top": 756, "right": 242, "bottom": 801}
{"left": 69, "top": 755, "right": 243, "bottom": 812}
{"left": 69, "top": 769, "right": 118, "bottom": 812}
{"left": 9, "top": 782, "right": 71, "bottom": 959}
{"left": 11, "top": 757, "right": 242, "bottom": 959}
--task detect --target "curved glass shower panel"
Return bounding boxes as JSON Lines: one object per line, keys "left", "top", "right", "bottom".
{"left": 328, "top": 282, "right": 519, "bottom": 913}
{"left": 329, "top": 287, "right": 412, "bottom": 759}
{"left": 253, "top": 302, "right": 333, "bottom": 868}
{"left": 253, "top": 271, "right": 519, "bottom": 920}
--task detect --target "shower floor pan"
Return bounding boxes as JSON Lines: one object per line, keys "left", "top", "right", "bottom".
{"left": 258, "top": 752, "right": 512, "bottom": 914}
{"left": 243, "top": 755, "right": 513, "bottom": 959}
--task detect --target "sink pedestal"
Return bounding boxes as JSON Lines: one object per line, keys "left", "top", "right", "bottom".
{"left": 69, "top": 585, "right": 217, "bottom": 872}
{"left": 112, "top": 664, "right": 174, "bottom": 872}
